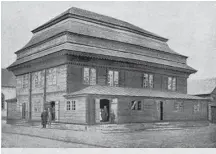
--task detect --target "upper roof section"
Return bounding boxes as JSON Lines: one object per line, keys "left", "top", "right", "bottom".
{"left": 188, "top": 77, "right": 216, "bottom": 95}
{"left": 1, "top": 68, "right": 16, "bottom": 87}
{"left": 32, "top": 7, "right": 168, "bottom": 42}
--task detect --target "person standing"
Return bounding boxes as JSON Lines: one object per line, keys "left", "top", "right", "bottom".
{"left": 41, "top": 109, "right": 48, "bottom": 128}
{"left": 47, "top": 108, "right": 52, "bottom": 128}
{"left": 104, "top": 106, "right": 108, "bottom": 121}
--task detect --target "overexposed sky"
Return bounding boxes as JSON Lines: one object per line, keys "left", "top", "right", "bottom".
{"left": 1, "top": 1, "right": 216, "bottom": 80}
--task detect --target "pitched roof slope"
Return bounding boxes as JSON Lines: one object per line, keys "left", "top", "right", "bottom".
{"left": 1, "top": 68, "right": 16, "bottom": 87}
{"left": 188, "top": 77, "right": 216, "bottom": 95}
{"left": 32, "top": 7, "right": 168, "bottom": 41}
{"left": 66, "top": 85, "right": 206, "bottom": 100}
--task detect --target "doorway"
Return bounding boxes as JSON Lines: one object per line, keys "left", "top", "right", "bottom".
{"left": 22, "top": 103, "right": 26, "bottom": 119}
{"left": 100, "top": 99, "right": 110, "bottom": 122}
{"left": 50, "top": 101, "right": 55, "bottom": 120}
{"left": 211, "top": 106, "right": 216, "bottom": 123}
{"left": 160, "top": 101, "right": 163, "bottom": 120}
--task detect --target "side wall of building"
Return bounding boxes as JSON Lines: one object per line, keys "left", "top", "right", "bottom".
{"left": 117, "top": 97, "right": 208, "bottom": 123}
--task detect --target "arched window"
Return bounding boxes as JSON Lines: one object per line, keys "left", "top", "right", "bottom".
{"left": 2, "top": 93, "right": 5, "bottom": 110}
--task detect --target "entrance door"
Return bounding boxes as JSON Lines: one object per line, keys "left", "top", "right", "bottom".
{"left": 22, "top": 103, "right": 26, "bottom": 119}
{"left": 50, "top": 101, "right": 55, "bottom": 120}
{"left": 211, "top": 106, "right": 216, "bottom": 123}
{"left": 100, "top": 99, "right": 110, "bottom": 122}
{"left": 160, "top": 101, "right": 163, "bottom": 120}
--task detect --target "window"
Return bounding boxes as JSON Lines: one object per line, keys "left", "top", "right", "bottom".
{"left": 83, "top": 67, "right": 96, "bottom": 85}
{"left": 66, "top": 101, "right": 71, "bottom": 111}
{"left": 34, "top": 71, "right": 43, "bottom": 88}
{"left": 108, "top": 70, "right": 119, "bottom": 86}
{"left": 131, "top": 101, "right": 136, "bottom": 110}
{"left": 193, "top": 103, "right": 201, "bottom": 113}
{"left": 71, "top": 101, "right": 76, "bottom": 110}
{"left": 130, "top": 100, "right": 142, "bottom": 110}
{"left": 168, "top": 77, "right": 176, "bottom": 91}
{"left": 174, "top": 102, "right": 183, "bottom": 112}
{"left": 22, "top": 74, "right": 29, "bottom": 88}
{"left": 137, "top": 101, "right": 142, "bottom": 110}
{"left": 47, "top": 68, "right": 57, "bottom": 86}
{"left": 143, "top": 73, "right": 154, "bottom": 88}
{"left": 66, "top": 101, "right": 76, "bottom": 111}
{"left": 34, "top": 101, "right": 41, "bottom": 112}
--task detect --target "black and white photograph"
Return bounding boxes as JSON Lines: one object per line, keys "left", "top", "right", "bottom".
{"left": 1, "top": 1, "right": 216, "bottom": 149}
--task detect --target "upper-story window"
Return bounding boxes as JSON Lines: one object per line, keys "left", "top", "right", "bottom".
{"left": 168, "top": 77, "right": 176, "bottom": 91}
{"left": 83, "top": 67, "right": 96, "bottom": 85}
{"left": 22, "top": 74, "right": 29, "bottom": 88}
{"left": 143, "top": 73, "right": 154, "bottom": 88}
{"left": 47, "top": 68, "right": 57, "bottom": 86}
{"left": 107, "top": 70, "right": 119, "bottom": 87}
{"left": 33, "top": 71, "right": 43, "bottom": 88}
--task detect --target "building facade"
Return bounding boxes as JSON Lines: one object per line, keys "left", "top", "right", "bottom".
{"left": 188, "top": 78, "right": 216, "bottom": 123}
{"left": 8, "top": 7, "right": 208, "bottom": 125}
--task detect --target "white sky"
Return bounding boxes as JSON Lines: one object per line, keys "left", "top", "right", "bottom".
{"left": 1, "top": 1, "right": 216, "bottom": 80}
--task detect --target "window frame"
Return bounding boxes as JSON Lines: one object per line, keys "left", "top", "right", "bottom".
{"left": 107, "top": 70, "right": 119, "bottom": 87}
{"left": 143, "top": 73, "right": 154, "bottom": 89}
{"left": 66, "top": 100, "right": 76, "bottom": 111}
{"left": 83, "top": 67, "right": 97, "bottom": 85}
{"left": 47, "top": 68, "right": 57, "bottom": 86}
{"left": 168, "top": 76, "right": 177, "bottom": 91}
{"left": 174, "top": 102, "right": 184, "bottom": 112}
{"left": 193, "top": 103, "right": 201, "bottom": 113}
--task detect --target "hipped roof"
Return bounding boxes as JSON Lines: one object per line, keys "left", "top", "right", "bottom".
{"left": 65, "top": 85, "right": 207, "bottom": 100}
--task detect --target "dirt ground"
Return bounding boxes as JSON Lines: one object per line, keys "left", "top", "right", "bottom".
{"left": 2, "top": 123, "right": 216, "bottom": 148}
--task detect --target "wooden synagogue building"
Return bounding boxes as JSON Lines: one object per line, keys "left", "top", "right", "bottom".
{"left": 8, "top": 7, "right": 209, "bottom": 125}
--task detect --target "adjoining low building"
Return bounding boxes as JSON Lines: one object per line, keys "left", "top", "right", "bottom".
{"left": 7, "top": 7, "right": 209, "bottom": 125}
{"left": 188, "top": 78, "right": 216, "bottom": 123}
{"left": 1, "top": 68, "right": 16, "bottom": 120}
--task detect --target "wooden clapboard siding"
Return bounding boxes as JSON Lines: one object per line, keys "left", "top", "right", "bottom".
{"left": 46, "top": 65, "right": 67, "bottom": 93}
{"left": 117, "top": 97, "right": 158, "bottom": 123}
{"left": 67, "top": 64, "right": 87, "bottom": 93}
{"left": 97, "top": 67, "right": 107, "bottom": 86}
{"left": 31, "top": 94, "right": 43, "bottom": 120}
{"left": 61, "top": 96, "right": 87, "bottom": 124}
{"left": 154, "top": 73, "right": 162, "bottom": 90}
{"left": 163, "top": 100, "right": 208, "bottom": 121}
{"left": 124, "top": 70, "right": 142, "bottom": 88}
{"left": 31, "top": 70, "right": 45, "bottom": 94}
{"left": 176, "top": 77, "right": 187, "bottom": 94}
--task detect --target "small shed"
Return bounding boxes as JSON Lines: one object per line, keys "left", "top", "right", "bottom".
{"left": 188, "top": 78, "right": 216, "bottom": 123}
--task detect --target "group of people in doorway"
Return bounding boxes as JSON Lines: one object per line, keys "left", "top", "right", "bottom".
{"left": 41, "top": 107, "right": 53, "bottom": 128}
{"left": 100, "top": 106, "right": 109, "bottom": 122}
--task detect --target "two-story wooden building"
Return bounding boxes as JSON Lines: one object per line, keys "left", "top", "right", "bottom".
{"left": 8, "top": 7, "right": 208, "bottom": 125}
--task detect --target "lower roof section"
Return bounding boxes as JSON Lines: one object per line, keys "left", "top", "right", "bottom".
{"left": 65, "top": 85, "right": 207, "bottom": 100}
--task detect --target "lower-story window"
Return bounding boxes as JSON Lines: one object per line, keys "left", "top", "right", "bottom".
{"left": 130, "top": 100, "right": 142, "bottom": 110}
{"left": 174, "top": 102, "right": 183, "bottom": 112}
{"left": 66, "top": 100, "right": 76, "bottom": 111}
{"left": 193, "top": 103, "right": 201, "bottom": 113}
